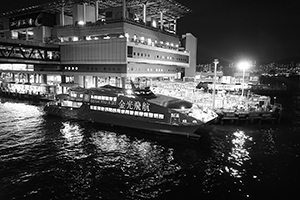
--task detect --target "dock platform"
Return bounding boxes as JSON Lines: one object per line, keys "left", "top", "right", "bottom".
{"left": 215, "top": 109, "right": 282, "bottom": 125}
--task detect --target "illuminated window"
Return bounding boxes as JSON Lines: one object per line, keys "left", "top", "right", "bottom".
{"left": 130, "top": 110, "right": 134, "bottom": 115}
{"left": 134, "top": 111, "right": 139, "bottom": 116}
{"left": 159, "top": 114, "right": 164, "bottom": 119}
{"left": 144, "top": 112, "right": 149, "bottom": 117}
{"left": 125, "top": 110, "right": 130, "bottom": 115}
{"left": 117, "top": 109, "right": 121, "bottom": 113}
{"left": 149, "top": 113, "right": 153, "bottom": 118}
{"left": 121, "top": 110, "right": 125, "bottom": 114}
{"left": 154, "top": 113, "right": 158, "bottom": 118}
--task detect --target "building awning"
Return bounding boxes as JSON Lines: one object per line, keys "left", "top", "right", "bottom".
{"left": 1, "top": 0, "right": 192, "bottom": 22}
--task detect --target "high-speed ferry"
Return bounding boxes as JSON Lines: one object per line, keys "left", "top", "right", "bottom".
{"left": 44, "top": 84, "right": 217, "bottom": 139}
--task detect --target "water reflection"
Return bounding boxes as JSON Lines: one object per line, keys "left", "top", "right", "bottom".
{"left": 59, "top": 122, "right": 86, "bottom": 159}
{"left": 226, "top": 130, "right": 252, "bottom": 178}
{"left": 0, "top": 102, "right": 45, "bottom": 161}
{"left": 60, "top": 122, "right": 83, "bottom": 145}
{"left": 90, "top": 131, "right": 181, "bottom": 199}
{"left": 229, "top": 130, "right": 252, "bottom": 166}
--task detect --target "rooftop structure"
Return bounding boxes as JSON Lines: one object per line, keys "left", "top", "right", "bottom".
{"left": 1, "top": 0, "right": 191, "bottom": 21}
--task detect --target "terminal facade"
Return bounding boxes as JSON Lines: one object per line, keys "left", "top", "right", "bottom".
{"left": 0, "top": 0, "right": 197, "bottom": 94}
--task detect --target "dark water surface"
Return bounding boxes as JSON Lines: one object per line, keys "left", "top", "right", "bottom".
{"left": 1, "top": 80, "right": 300, "bottom": 200}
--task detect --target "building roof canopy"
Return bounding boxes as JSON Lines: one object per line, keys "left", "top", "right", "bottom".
{"left": 1, "top": 0, "right": 191, "bottom": 21}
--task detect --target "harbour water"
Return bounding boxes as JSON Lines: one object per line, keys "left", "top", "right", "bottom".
{"left": 1, "top": 78, "right": 300, "bottom": 200}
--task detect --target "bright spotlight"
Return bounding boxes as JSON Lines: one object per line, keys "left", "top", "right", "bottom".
{"left": 237, "top": 61, "right": 251, "bottom": 70}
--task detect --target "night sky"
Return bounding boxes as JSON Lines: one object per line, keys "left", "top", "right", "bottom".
{"left": 1, "top": 0, "right": 300, "bottom": 64}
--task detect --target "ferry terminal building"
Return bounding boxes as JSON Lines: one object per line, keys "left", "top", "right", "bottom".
{"left": 0, "top": 0, "right": 197, "bottom": 95}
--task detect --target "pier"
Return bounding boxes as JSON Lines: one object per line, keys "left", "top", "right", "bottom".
{"left": 151, "top": 81, "right": 283, "bottom": 125}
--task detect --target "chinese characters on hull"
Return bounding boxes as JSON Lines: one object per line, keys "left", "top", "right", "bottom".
{"left": 119, "top": 99, "right": 150, "bottom": 112}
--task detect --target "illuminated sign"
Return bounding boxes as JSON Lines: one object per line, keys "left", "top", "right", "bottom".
{"left": 118, "top": 100, "right": 150, "bottom": 112}
{"left": 0, "top": 63, "right": 34, "bottom": 71}
{"left": 9, "top": 12, "right": 55, "bottom": 30}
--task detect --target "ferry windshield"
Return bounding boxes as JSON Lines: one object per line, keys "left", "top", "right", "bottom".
{"left": 133, "top": 87, "right": 157, "bottom": 99}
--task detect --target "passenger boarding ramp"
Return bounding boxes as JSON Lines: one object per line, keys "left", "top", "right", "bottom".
{"left": 0, "top": 37, "right": 60, "bottom": 65}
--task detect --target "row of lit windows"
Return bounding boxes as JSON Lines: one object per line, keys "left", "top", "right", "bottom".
{"left": 88, "top": 66, "right": 120, "bottom": 71}
{"left": 65, "top": 67, "right": 78, "bottom": 71}
{"left": 90, "top": 105, "right": 164, "bottom": 119}
{"left": 132, "top": 51, "right": 188, "bottom": 63}
{"left": 91, "top": 95, "right": 117, "bottom": 102}
{"left": 70, "top": 93, "right": 83, "bottom": 98}
{"left": 133, "top": 52, "right": 150, "bottom": 57}
{"left": 64, "top": 66, "right": 122, "bottom": 72}
{"left": 61, "top": 100, "right": 83, "bottom": 108}
{"left": 147, "top": 68, "right": 163, "bottom": 72}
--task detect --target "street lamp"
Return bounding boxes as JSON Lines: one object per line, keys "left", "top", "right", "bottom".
{"left": 212, "top": 59, "right": 219, "bottom": 109}
{"left": 237, "top": 61, "right": 251, "bottom": 97}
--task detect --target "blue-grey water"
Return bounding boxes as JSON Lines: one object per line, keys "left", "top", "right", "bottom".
{"left": 1, "top": 79, "right": 300, "bottom": 200}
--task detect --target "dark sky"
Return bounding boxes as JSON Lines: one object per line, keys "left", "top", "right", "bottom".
{"left": 1, "top": 0, "right": 300, "bottom": 64}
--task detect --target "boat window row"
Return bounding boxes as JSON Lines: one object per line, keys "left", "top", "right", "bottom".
{"left": 91, "top": 95, "right": 117, "bottom": 102}
{"left": 61, "top": 100, "right": 83, "bottom": 108}
{"left": 90, "top": 106, "right": 164, "bottom": 119}
{"left": 70, "top": 93, "right": 83, "bottom": 98}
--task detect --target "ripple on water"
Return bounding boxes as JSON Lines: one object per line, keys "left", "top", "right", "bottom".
{"left": 1, "top": 99, "right": 300, "bottom": 199}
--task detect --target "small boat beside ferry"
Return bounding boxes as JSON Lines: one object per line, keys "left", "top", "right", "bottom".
{"left": 44, "top": 84, "right": 217, "bottom": 139}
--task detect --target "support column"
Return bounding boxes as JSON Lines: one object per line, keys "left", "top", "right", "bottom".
{"left": 160, "top": 11, "right": 163, "bottom": 30}
{"left": 25, "top": 29, "right": 29, "bottom": 41}
{"left": 121, "top": 77, "right": 126, "bottom": 88}
{"left": 95, "top": 0, "right": 99, "bottom": 22}
{"left": 26, "top": 74, "right": 30, "bottom": 83}
{"left": 83, "top": 76, "right": 86, "bottom": 88}
{"left": 33, "top": 74, "right": 37, "bottom": 83}
{"left": 94, "top": 76, "right": 98, "bottom": 88}
{"left": 122, "top": 0, "right": 126, "bottom": 19}
{"left": 61, "top": 75, "right": 66, "bottom": 83}
{"left": 173, "top": 19, "right": 177, "bottom": 33}
{"left": 83, "top": 3, "right": 86, "bottom": 22}
{"left": 143, "top": 4, "right": 146, "bottom": 23}
{"left": 74, "top": 75, "right": 80, "bottom": 85}
{"left": 41, "top": 74, "right": 47, "bottom": 84}
{"left": 61, "top": 6, "right": 65, "bottom": 26}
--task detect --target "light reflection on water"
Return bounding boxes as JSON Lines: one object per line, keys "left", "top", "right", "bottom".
{"left": 226, "top": 130, "right": 252, "bottom": 178}
{"left": 54, "top": 119, "right": 182, "bottom": 199}
{"left": 90, "top": 131, "right": 181, "bottom": 199}
{"left": 1, "top": 98, "right": 300, "bottom": 199}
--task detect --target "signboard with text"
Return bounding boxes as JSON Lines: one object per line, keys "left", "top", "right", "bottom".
{"left": 9, "top": 12, "right": 56, "bottom": 30}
